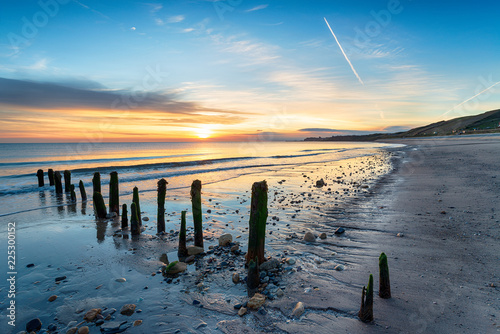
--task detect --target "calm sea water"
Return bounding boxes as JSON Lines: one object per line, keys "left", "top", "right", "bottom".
{"left": 0, "top": 141, "right": 398, "bottom": 217}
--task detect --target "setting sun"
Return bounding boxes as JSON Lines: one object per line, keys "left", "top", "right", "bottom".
{"left": 196, "top": 126, "right": 212, "bottom": 139}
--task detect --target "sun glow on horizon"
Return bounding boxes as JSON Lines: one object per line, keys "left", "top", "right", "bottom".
{"left": 195, "top": 126, "right": 213, "bottom": 139}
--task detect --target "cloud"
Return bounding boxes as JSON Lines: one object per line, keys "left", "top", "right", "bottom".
{"left": 0, "top": 77, "right": 247, "bottom": 118}
{"left": 167, "top": 15, "right": 185, "bottom": 23}
{"left": 130, "top": 26, "right": 136, "bottom": 30}
{"left": 245, "top": 4, "right": 268, "bottom": 12}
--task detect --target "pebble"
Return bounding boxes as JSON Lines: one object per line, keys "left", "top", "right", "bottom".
{"left": 26, "top": 263, "right": 35, "bottom": 268}
{"left": 286, "top": 258, "right": 296, "bottom": 265}
{"left": 77, "top": 326, "right": 89, "bottom": 334}
{"left": 133, "top": 320, "right": 143, "bottom": 326}
{"left": 26, "top": 318, "right": 42, "bottom": 332}
{"left": 232, "top": 273, "right": 240, "bottom": 284}
{"left": 55, "top": 276, "right": 67, "bottom": 282}
{"left": 247, "top": 293, "right": 266, "bottom": 309}
{"left": 276, "top": 289, "right": 284, "bottom": 297}
{"left": 187, "top": 246, "right": 204, "bottom": 255}
{"left": 334, "top": 227, "right": 345, "bottom": 235}
{"left": 292, "top": 302, "right": 305, "bottom": 318}
{"left": 115, "top": 277, "right": 126, "bottom": 282}
{"left": 260, "top": 258, "right": 279, "bottom": 271}
{"left": 230, "top": 244, "right": 239, "bottom": 253}
{"left": 194, "top": 321, "right": 207, "bottom": 329}
{"left": 120, "top": 304, "right": 136, "bottom": 316}
{"left": 238, "top": 307, "right": 247, "bottom": 316}
{"left": 142, "top": 216, "right": 149, "bottom": 221}
{"left": 334, "top": 264, "right": 345, "bottom": 271}
{"left": 397, "top": 233, "right": 404, "bottom": 237}
{"left": 219, "top": 233, "right": 233, "bottom": 246}
{"left": 233, "top": 303, "right": 242, "bottom": 309}
{"left": 319, "top": 233, "right": 327, "bottom": 239}
{"left": 185, "top": 255, "right": 195, "bottom": 263}
{"left": 47, "top": 324, "right": 57, "bottom": 331}
{"left": 84, "top": 308, "right": 102, "bottom": 321}
{"left": 48, "top": 295, "right": 58, "bottom": 302}
{"left": 100, "top": 321, "right": 130, "bottom": 334}
{"left": 66, "top": 327, "right": 78, "bottom": 334}
{"left": 164, "top": 262, "right": 187, "bottom": 275}
{"left": 304, "top": 232, "right": 316, "bottom": 242}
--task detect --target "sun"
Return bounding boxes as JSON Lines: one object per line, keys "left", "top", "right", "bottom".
{"left": 196, "top": 126, "right": 212, "bottom": 139}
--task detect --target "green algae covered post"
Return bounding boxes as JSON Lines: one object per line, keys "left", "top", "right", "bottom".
{"left": 358, "top": 274, "right": 374, "bottom": 322}
{"left": 130, "top": 202, "right": 140, "bottom": 235}
{"left": 178, "top": 210, "right": 188, "bottom": 258}
{"left": 121, "top": 203, "right": 128, "bottom": 229}
{"left": 79, "top": 180, "right": 87, "bottom": 201}
{"left": 92, "top": 172, "right": 101, "bottom": 194}
{"left": 93, "top": 191, "right": 107, "bottom": 219}
{"left": 109, "top": 172, "right": 119, "bottom": 215}
{"left": 379, "top": 252, "right": 391, "bottom": 299}
{"left": 246, "top": 180, "right": 268, "bottom": 265}
{"left": 133, "top": 186, "right": 141, "bottom": 224}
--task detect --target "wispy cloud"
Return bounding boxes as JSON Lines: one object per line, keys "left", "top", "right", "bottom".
{"left": 245, "top": 4, "right": 268, "bottom": 12}
{"left": 167, "top": 15, "right": 185, "bottom": 23}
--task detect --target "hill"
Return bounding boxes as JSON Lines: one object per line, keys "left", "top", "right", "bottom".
{"left": 304, "top": 109, "right": 500, "bottom": 142}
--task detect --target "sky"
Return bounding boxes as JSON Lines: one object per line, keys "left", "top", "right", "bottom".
{"left": 1, "top": 0, "right": 499, "bottom": 142}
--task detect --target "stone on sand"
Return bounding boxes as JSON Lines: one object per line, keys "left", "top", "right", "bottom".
{"left": 247, "top": 293, "right": 266, "bottom": 309}
{"left": 232, "top": 272, "right": 240, "bottom": 284}
{"left": 187, "top": 246, "right": 204, "bottom": 255}
{"left": 26, "top": 318, "right": 42, "bottom": 332}
{"left": 48, "top": 295, "right": 58, "bottom": 302}
{"left": 66, "top": 327, "right": 78, "bottom": 334}
{"left": 319, "top": 232, "right": 327, "bottom": 239}
{"left": 260, "top": 258, "right": 279, "bottom": 271}
{"left": 77, "top": 326, "right": 89, "bottom": 334}
{"left": 304, "top": 232, "right": 316, "bottom": 242}
{"left": 292, "top": 302, "right": 305, "bottom": 318}
{"left": 219, "top": 233, "right": 233, "bottom": 246}
{"left": 238, "top": 307, "right": 247, "bottom": 316}
{"left": 133, "top": 320, "right": 143, "bottom": 326}
{"left": 120, "top": 304, "right": 136, "bottom": 316}
{"left": 83, "top": 308, "right": 101, "bottom": 321}
{"left": 334, "top": 227, "right": 345, "bottom": 235}
{"left": 164, "top": 261, "right": 187, "bottom": 275}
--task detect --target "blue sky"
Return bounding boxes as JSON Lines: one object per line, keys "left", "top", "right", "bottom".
{"left": 1, "top": 0, "right": 499, "bottom": 141}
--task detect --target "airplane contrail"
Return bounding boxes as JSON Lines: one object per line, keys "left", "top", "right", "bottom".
{"left": 444, "top": 80, "right": 500, "bottom": 116}
{"left": 324, "top": 17, "right": 364, "bottom": 85}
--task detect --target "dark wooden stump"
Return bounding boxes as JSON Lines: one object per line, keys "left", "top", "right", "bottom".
{"left": 190, "top": 180, "right": 203, "bottom": 248}
{"left": 246, "top": 181, "right": 268, "bottom": 265}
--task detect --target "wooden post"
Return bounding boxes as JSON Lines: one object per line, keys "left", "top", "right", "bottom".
{"left": 54, "top": 171, "right": 63, "bottom": 194}
{"left": 132, "top": 186, "right": 141, "bottom": 224}
{"left": 247, "top": 257, "right": 260, "bottom": 296}
{"left": 190, "top": 180, "right": 203, "bottom": 248}
{"left": 246, "top": 180, "right": 268, "bottom": 265}
{"left": 93, "top": 192, "right": 107, "bottom": 219}
{"left": 36, "top": 169, "right": 44, "bottom": 187}
{"left": 379, "top": 253, "right": 391, "bottom": 299}
{"left": 48, "top": 169, "right": 54, "bottom": 186}
{"left": 109, "top": 172, "right": 119, "bottom": 215}
{"left": 70, "top": 184, "right": 77, "bottom": 202}
{"left": 64, "top": 170, "right": 71, "bottom": 192}
{"left": 157, "top": 178, "right": 168, "bottom": 234}
{"left": 358, "top": 274, "right": 374, "bottom": 322}
{"left": 178, "top": 210, "right": 187, "bottom": 258}
{"left": 79, "top": 180, "right": 87, "bottom": 201}
{"left": 92, "top": 172, "right": 101, "bottom": 194}
{"left": 121, "top": 203, "right": 128, "bottom": 229}
{"left": 130, "top": 202, "right": 140, "bottom": 235}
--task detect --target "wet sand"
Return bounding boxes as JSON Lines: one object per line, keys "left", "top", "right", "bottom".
{"left": 2, "top": 136, "right": 499, "bottom": 333}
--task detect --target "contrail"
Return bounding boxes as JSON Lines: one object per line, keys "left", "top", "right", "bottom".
{"left": 444, "top": 80, "right": 500, "bottom": 116}
{"left": 324, "top": 17, "right": 364, "bottom": 85}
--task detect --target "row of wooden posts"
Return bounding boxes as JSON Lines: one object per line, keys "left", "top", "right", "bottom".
{"left": 37, "top": 169, "right": 389, "bottom": 322}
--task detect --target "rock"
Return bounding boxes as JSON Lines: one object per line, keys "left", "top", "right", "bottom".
{"left": 260, "top": 258, "right": 279, "bottom": 271}
{"left": 230, "top": 244, "right": 239, "bottom": 253}
{"left": 219, "top": 233, "right": 233, "bottom": 246}
{"left": 26, "top": 318, "right": 42, "bottom": 332}
{"left": 142, "top": 216, "right": 149, "bottom": 221}
{"left": 194, "top": 321, "right": 207, "bottom": 329}
{"left": 276, "top": 289, "right": 284, "bottom": 297}
{"left": 100, "top": 321, "right": 130, "bottom": 334}
{"left": 233, "top": 303, "right": 242, "bottom": 309}
{"left": 247, "top": 293, "right": 266, "bottom": 309}
{"left": 26, "top": 263, "right": 35, "bottom": 268}
{"left": 66, "top": 327, "right": 78, "bottom": 334}
{"left": 187, "top": 246, "right": 204, "bottom": 255}
{"left": 48, "top": 295, "right": 58, "bottom": 302}
{"left": 316, "top": 179, "right": 325, "bottom": 187}
{"left": 164, "top": 261, "right": 187, "bottom": 275}
{"left": 106, "top": 212, "right": 117, "bottom": 218}
{"left": 232, "top": 273, "right": 240, "bottom": 284}
{"left": 334, "top": 264, "right": 345, "bottom": 271}
{"left": 83, "top": 308, "right": 102, "bottom": 321}
{"left": 397, "top": 233, "right": 404, "bottom": 237}
{"left": 292, "top": 302, "right": 305, "bottom": 318}
{"left": 238, "top": 307, "right": 247, "bottom": 316}
{"left": 55, "top": 276, "right": 67, "bottom": 282}
{"left": 185, "top": 255, "right": 195, "bottom": 263}
{"left": 48, "top": 324, "right": 57, "bottom": 331}
{"left": 319, "top": 233, "right": 327, "bottom": 239}
{"left": 286, "top": 258, "right": 296, "bottom": 265}
{"left": 96, "top": 319, "right": 105, "bottom": 326}
{"left": 303, "top": 232, "right": 316, "bottom": 242}
{"left": 120, "top": 304, "right": 136, "bottom": 316}
{"left": 77, "top": 326, "right": 89, "bottom": 334}
{"left": 334, "top": 227, "right": 345, "bottom": 235}
{"left": 133, "top": 320, "right": 142, "bottom": 326}
{"left": 115, "top": 277, "right": 126, "bottom": 282}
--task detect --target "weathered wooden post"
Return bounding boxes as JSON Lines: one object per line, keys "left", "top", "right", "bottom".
{"left": 109, "top": 172, "right": 119, "bottom": 215}
{"left": 190, "top": 180, "right": 203, "bottom": 248}
{"left": 36, "top": 169, "right": 44, "bottom": 187}
{"left": 70, "top": 184, "right": 77, "bottom": 202}
{"left": 64, "top": 170, "right": 71, "bottom": 192}
{"left": 54, "top": 171, "right": 63, "bottom": 194}
{"left": 379, "top": 253, "right": 391, "bottom": 299}
{"left": 93, "top": 191, "right": 107, "bottom": 219}
{"left": 178, "top": 210, "right": 187, "bottom": 258}
{"left": 157, "top": 178, "right": 168, "bottom": 233}
{"left": 132, "top": 186, "right": 141, "bottom": 224}
{"left": 48, "top": 169, "right": 54, "bottom": 186}
{"left": 247, "top": 257, "right": 260, "bottom": 296}
{"left": 130, "top": 202, "right": 140, "bottom": 235}
{"left": 79, "top": 180, "right": 87, "bottom": 201}
{"left": 358, "top": 274, "right": 374, "bottom": 322}
{"left": 246, "top": 180, "right": 268, "bottom": 265}
{"left": 92, "top": 172, "right": 101, "bottom": 194}
{"left": 121, "top": 203, "right": 128, "bottom": 229}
